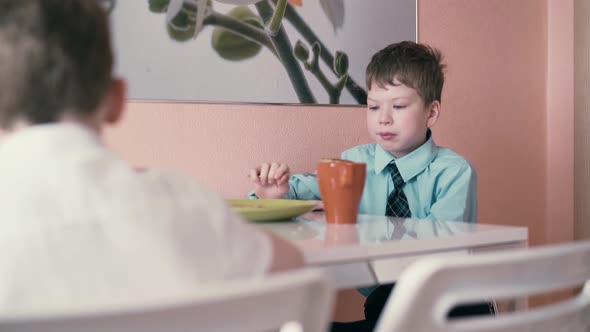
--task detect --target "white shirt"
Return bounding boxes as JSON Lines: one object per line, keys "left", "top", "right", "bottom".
{"left": 0, "top": 123, "right": 271, "bottom": 314}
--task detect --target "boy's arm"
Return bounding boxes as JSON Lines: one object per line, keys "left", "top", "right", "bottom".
{"left": 249, "top": 173, "right": 322, "bottom": 200}
{"left": 425, "top": 162, "right": 478, "bottom": 223}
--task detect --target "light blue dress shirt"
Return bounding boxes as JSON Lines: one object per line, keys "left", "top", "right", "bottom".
{"left": 282, "top": 133, "right": 478, "bottom": 223}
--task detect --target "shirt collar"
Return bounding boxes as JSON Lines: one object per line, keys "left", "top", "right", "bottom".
{"left": 373, "top": 130, "right": 438, "bottom": 182}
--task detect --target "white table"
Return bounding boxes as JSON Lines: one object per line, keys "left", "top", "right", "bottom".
{"left": 257, "top": 212, "right": 529, "bottom": 290}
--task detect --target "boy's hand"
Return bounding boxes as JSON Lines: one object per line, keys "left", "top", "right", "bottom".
{"left": 249, "top": 162, "right": 290, "bottom": 199}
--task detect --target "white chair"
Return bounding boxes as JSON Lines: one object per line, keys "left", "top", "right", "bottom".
{"left": 374, "top": 240, "right": 590, "bottom": 332}
{"left": 0, "top": 269, "right": 334, "bottom": 332}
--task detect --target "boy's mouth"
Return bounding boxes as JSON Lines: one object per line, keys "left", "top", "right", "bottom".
{"left": 378, "top": 132, "right": 396, "bottom": 140}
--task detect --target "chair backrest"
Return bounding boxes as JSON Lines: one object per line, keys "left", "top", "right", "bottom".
{"left": 0, "top": 269, "right": 334, "bottom": 332}
{"left": 374, "top": 240, "right": 590, "bottom": 332}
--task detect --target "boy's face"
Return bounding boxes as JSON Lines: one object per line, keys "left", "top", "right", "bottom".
{"left": 366, "top": 80, "right": 439, "bottom": 158}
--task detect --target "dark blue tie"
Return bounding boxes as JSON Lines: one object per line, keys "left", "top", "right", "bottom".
{"left": 385, "top": 161, "right": 411, "bottom": 218}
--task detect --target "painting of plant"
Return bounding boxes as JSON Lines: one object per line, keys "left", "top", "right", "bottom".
{"left": 110, "top": 0, "right": 416, "bottom": 105}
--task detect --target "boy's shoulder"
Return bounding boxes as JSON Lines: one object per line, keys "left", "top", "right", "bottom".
{"left": 430, "top": 145, "right": 475, "bottom": 174}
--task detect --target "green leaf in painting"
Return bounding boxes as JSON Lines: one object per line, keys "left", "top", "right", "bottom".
{"left": 211, "top": 6, "right": 264, "bottom": 61}
{"left": 149, "top": 0, "right": 170, "bottom": 13}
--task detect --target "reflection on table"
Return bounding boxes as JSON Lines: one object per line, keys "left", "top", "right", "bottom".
{"left": 256, "top": 212, "right": 528, "bottom": 289}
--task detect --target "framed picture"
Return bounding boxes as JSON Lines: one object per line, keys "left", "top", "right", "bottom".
{"left": 110, "top": 0, "right": 417, "bottom": 105}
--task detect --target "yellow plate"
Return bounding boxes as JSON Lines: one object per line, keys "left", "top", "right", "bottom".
{"left": 228, "top": 199, "right": 317, "bottom": 222}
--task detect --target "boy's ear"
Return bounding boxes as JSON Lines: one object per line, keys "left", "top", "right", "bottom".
{"left": 426, "top": 100, "right": 441, "bottom": 128}
{"left": 104, "top": 78, "right": 127, "bottom": 124}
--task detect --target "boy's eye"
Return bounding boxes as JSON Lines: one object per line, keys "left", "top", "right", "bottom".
{"left": 368, "top": 105, "right": 379, "bottom": 111}
{"left": 393, "top": 105, "right": 406, "bottom": 110}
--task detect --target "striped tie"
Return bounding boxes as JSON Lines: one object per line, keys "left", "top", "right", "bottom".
{"left": 385, "top": 161, "right": 411, "bottom": 218}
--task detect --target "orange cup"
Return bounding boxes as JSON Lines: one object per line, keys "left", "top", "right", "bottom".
{"left": 317, "top": 159, "right": 366, "bottom": 224}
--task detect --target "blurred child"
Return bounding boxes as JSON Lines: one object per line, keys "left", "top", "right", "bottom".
{"left": 0, "top": 0, "right": 302, "bottom": 314}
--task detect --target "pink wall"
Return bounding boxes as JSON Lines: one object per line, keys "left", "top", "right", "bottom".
{"left": 418, "top": 0, "right": 549, "bottom": 245}
{"left": 546, "top": 0, "right": 574, "bottom": 244}
{"left": 105, "top": 103, "right": 371, "bottom": 197}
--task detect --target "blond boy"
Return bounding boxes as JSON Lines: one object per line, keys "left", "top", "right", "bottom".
{"left": 250, "top": 41, "right": 485, "bottom": 331}
{"left": 250, "top": 41, "right": 476, "bottom": 223}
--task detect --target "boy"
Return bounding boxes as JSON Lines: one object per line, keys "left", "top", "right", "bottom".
{"left": 250, "top": 41, "right": 476, "bottom": 223}
{"left": 250, "top": 41, "right": 483, "bottom": 331}
{"left": 0, "top": 0, "right": 302, "bottom": 313}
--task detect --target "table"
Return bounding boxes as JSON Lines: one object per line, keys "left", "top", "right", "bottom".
{"left": 257, "top": 212, "right": 529, "bottom": 290}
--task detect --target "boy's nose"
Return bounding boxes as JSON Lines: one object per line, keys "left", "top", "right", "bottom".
{"left": 378, "top": 114, "right": 393, "bottom": 124}
{"left": 377, "top": 110, "right": 393, "bottom": 124}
